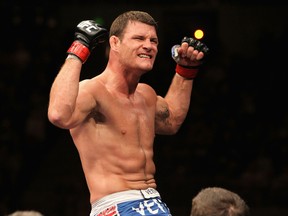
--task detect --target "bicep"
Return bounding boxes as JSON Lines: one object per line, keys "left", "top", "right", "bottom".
{"left": 68, "top": 84, "right": 97, "bottom": 128}
{"left": 155, "top": 96, "right": 176, "bottom": 135}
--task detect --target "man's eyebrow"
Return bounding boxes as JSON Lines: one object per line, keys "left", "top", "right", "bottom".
{"left": 151, "top": 37, "right": 159, "bottom": 43}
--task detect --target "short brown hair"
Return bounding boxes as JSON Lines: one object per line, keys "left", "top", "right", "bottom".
{"left": 191, "top": 187, "right": 250, "bottom": 216}
{"left": 109, "top": 11, "right": 158, "bottom": 38}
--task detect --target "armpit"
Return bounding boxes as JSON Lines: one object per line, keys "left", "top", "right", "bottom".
{"left": 87, "top": 108, "right": 106, "bottom": 123}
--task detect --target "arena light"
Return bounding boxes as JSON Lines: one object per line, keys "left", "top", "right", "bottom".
{"left": 194, "top": 29, "right": 204, "bottom": 40}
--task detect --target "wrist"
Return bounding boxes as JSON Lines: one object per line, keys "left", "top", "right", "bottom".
{"left": 67, "top": 41, "right": 90, "bottom": 63}
{"left": 175, "top": 64, "right": 199, "bottom": 79}
{"left": 66, "top": 54, "right": 82, "bottom": 61}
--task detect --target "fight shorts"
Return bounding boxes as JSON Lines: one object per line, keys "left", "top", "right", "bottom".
{"left": 90, "top": 188, "right": 172, "bottom": 216}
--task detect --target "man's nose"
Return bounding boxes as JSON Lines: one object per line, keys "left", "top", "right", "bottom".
{"left": 143, "top": 39, "right": 154, "bottom": 50}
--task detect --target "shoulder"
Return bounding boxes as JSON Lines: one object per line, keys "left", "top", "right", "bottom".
{"left": 79, "top": 76, "right": 104, "bottom": 91}
{"left": 137, "top": 83, "right": 158, "bottom": 105}
{"left": 138, "top": 83, "right": 157, "bottom": 97}
{"left": 77, "top": 77, "right": 109, "bottom": 104}
{"left": 138, "top": 83, "right": 155, "bottom": 92}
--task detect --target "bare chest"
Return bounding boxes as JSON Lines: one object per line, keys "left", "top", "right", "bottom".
{"left": 114, "top": 98, "right": 153, "bottom": 132}
{"left": 90, "top": 94, "right": 155, "bottom": 135}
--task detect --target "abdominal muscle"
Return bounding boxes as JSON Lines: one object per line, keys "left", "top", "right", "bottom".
{"left": 70, "top": 115, "right": 157, "bottom": 203}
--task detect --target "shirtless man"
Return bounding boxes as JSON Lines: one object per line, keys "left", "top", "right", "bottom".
{"left": 48, "top": 10, "right": 208, "bottom": 216}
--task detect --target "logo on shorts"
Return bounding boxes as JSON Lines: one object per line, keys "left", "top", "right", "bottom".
{"left": 131, "top": 198, "right": 168, "bottom": 215}
{"left": 97, "top": 205, "right": 119, "bottom": 216}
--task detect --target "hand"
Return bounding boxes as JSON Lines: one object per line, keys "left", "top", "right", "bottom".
{"left": 171, "top": 37, "right": 209, "bottom": 67}
{"left": 75, "top": 20, "right": 108, "bottom": 50}
{"left": 67, "top": 20, "right": 108, "bottom": 63}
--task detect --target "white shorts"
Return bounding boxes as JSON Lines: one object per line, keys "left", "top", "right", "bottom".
{"left": 90, "top": 188, "right": 172, "bottom": 216}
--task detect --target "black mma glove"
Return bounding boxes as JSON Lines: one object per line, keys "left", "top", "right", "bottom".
{"left": 171, "top": 36, "right": 209, "bottom": 63}
{"left": 171, "top": 36, "right": 210, "bottom": 79}
{"left": 67, "top": 20, "right": 108, "bottom": 63}
{"left": 181, "top": 36, "right": 209, "bottom": 55}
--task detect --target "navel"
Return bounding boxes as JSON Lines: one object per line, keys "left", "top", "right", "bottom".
{"left": 121, "top": 130, "right": 127, "bottom": 135}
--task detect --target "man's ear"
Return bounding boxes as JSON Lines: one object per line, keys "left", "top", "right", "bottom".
{"left": 109, "top": 35, "right": 120, "bottom": 51}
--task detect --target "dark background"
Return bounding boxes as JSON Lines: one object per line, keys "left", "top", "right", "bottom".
{"left": 1, "top": 0, "right": 288, "bottom": 215}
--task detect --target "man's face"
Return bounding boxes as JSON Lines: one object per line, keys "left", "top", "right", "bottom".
{"left": 119, "top": 21, "right": 158, "bottom": 73}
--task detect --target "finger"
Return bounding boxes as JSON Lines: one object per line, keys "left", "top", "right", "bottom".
{"left": 178, "top": 43, "right": 189, "bottom": 58}
{"left": 186, "top": 46, "right": 196, "bottom": 59}
{"left": 188, "top": 50, "right": 200, "bottom": 61}
{"left": 196, "top": 52, "right": 205, "bottom": 61}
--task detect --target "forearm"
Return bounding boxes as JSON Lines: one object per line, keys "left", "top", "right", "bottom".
{"left": 48, "top": 20, "right": 108, "bottom": 128}
{"left": 165, "top": 73, "right": 193, "bottom": 126}
{"left": 166, "top": 36, "right": 206, "bottom": 125}
{"left": 156, "top": 36, "right": 208, "bottom": 134}
{"left": 48, "top": 57, "right": 82, "bottom": 127}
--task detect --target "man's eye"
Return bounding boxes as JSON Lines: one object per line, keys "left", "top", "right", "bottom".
{"left": 151, "top": 40, "right": 158, "bottom": 45}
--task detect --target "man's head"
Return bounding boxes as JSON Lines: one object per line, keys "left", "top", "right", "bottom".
{"left": 108, "top": 11, "right": 158, "bottom": 74}
{"left": 109, "top": 11, "right": 158, "bottom": 39}
{"left": 7, "top": 211, "right": 44, "bottom": 216}
{"left": 191, "top": 187, "right": 250, "bottom": 216}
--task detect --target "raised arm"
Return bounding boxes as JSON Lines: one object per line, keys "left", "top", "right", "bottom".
{"left": 155, "top": 37, "right": 209, "bottom": 135}
{"left": 48, "top": 20, "right": 108, "bottom": 129}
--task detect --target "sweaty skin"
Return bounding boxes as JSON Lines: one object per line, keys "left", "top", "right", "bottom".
{"left": 48, "top": 21, "right": 199, "bottom": 203}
